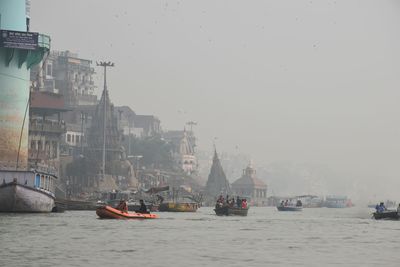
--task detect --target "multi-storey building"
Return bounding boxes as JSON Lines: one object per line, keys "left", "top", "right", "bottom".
{"left": 31, "top": 50, "right": 97, "bottom": 107}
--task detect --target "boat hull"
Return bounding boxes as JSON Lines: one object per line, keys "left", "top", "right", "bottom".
{"left": 214, "top": 206, "right": 249, "bottom": 216}
{"left": 373, "top": 211, "right": 399, "bottom": 220}
{"left": 158, "top": 202, "right": 198, "bottom": 212}
{"left": 0, "top": 182, "right": 55, "bottom": 212}
{"left": 277, "top": 206, "right": 302, "bottom": 211}
{"left": 96, "top": 205, "right": 158, "bottom": 219}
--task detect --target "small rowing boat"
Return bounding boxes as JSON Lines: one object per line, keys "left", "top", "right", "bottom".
{"left": 214, "top": 206, "right": 249, "bottom": 216}
{"left": 277, "top": 206, "right": 302, "bottom": 211}
{"left": 96, "top": 205, "right": 158, "bottom": 219}
{"left": 373, "top": 210, "right": 399, "bottom": 220}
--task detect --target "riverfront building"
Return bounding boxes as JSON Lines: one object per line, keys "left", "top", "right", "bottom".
{"left": 31, "top": 50, "right": 97, "bottom": 107}
{"left": 232, "top": 163, "right": 268, "bottom": 206}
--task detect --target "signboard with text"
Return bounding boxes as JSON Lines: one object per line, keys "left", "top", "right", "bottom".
{"left": 0, "top": 30, "right": 38, "bottom": 50}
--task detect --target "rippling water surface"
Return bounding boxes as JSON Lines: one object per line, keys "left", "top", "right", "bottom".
{"left": 1, "top": 207, "right": 399, "bottom": 267}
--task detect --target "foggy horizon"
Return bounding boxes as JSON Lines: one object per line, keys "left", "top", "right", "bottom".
{"left": 31, "top": 0, "right": 400, "bottom": 200}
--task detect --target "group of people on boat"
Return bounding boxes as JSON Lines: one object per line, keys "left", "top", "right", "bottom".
{"left": 280, "top": 199, "right": 302, "bottom": 207}
{"left": 216, "top": 195, "right": 248, "bottom": 209}
{"left": 116, "top": 199, "right": 148, "bottom": 214}
{"left": 375, "top": 202, "right": 400, "bottom": 214}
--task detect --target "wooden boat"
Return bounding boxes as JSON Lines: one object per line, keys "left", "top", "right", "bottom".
{"left": 373, "top": 210, "right": 399, "bottom": 220}
{"left": 0, "top": 171, "right": 57, "bottom": 212}
{"left": 214, "top": 205, "right": 249, "bottom": 216}
{"left": 158, "top": 202, "right": 198, "bottom": 212}
{"left": 96, "top": 205, "right": 158, "bottom": 219}
{"left": 277, "top": 205, "right": 302, "bottom": 211}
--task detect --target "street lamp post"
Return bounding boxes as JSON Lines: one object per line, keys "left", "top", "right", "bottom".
{"left": 96, "top": 61, "right": 114, "bottom": 181}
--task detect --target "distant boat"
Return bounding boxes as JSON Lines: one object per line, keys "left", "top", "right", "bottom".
{"left": 277, "top": 199, "right": 303, "bottom": 211}
{"left": 277, "top": 205, "right": 302, "bottom": 211}
{"left": 214, "top": 205, "right": 249, "bottom": 216}
{"left": 158, "top": 202, "right": 199, "bottom": 212}
{"left": 373, "top": 210, "right": 399, "bottom": 220}
{"left": 324, "top": 196, "right": 352, "bottom": 208}
{"left": 0, "top": 170, "right": 57, "bottom": 212}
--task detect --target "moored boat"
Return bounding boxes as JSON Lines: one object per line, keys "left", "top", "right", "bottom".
{"left": 96, "top": 205, "right": 158, "bottom": 219}
{"left": 373, "top": 210, "right": 399, "bottom": 220}
{"left": 214, "top": 205, "right": 249, "bottom": 216}
{"left": 0, "top": 170, "right": 57, "bottom": 212}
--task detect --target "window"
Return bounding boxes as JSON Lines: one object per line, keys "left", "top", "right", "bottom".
{"left": 76, "top": 135, "right": 80, "bottom": 144}
{"left": 67, "top": 134, "right": 71, "bottom": 142}
{"left": 72, "top": 135, "right": 75, "bottom": 143}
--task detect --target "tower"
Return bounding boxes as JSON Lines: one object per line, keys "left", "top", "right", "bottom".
{"left": 0, "top": 0, "right": 50, "bottom": 170}
{"left": 205, "top": 148, "right": 231, "bottom": 198}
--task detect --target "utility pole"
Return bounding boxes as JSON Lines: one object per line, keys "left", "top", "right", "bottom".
{"left": 186, "top": 121, "right": 197, "bottom": 132}
{"left": 96, "top": 61, "right": 114, "bottom": 181}
{"left": 80, "top": 111, "right": 85, "bottom": 156}
{"left": 128, "top": 114, "right": 132, "bottom": 156}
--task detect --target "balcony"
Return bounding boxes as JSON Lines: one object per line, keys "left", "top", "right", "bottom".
{"left": 29, "top": 120, "right": 66, "bottom": 134}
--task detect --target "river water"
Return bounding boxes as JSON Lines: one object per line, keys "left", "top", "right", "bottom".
{"left": 0, "top": 207, "right": 399, "bottom": 267}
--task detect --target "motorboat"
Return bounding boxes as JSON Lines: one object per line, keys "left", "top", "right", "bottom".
{"left": 96, "top": 205, "right": 158, "bottom": 219}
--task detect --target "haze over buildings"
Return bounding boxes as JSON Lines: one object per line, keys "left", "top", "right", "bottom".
{"left": 30, "top": 0, "right": 400, "bottom": 199}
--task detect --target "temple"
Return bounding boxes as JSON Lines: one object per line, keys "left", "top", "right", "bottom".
{"left": 231, "top": 162, "right": 268, "bottom": 206}
{"left": 205, "top": 149, "right": 231, "bottom": 200}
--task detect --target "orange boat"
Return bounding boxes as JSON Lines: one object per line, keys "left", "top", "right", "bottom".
{"left": 96, "top": 205, "right": 158, "bottom": 219}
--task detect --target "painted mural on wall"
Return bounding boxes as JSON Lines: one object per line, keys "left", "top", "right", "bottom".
{"left": 0, "top": 84, "right": 29, "bottom": 170}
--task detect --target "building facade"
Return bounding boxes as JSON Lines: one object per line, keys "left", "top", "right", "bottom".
{"left": 28, "top": 91, "right": 67, "bottom": 176}
{"left": 31, "top": 50, "right": 97, "bottom": 107}
{"left": 231, "top": 163, "right": 267, "bottom": 206}
{"left": 164, "top": 130, "right": 197, "bottom": 175}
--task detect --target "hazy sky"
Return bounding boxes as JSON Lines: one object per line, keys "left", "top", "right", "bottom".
{"left": 31, "top": 0, "right": 400, "bottom": 197}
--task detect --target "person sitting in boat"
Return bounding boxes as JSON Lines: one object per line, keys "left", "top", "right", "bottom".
{"left": 156, "top": 194, "right": 164, "bottom": 204}
{"left": 284, "top": 200, "right": 289, "bottom": 206}
{"left": 236, "top": 196, "right": 241, "bottom": 207}
{"left": 280, "top": 200, "right": 284, "bottom": 207}
{"left": 241, "top": 199, "right": 248, "bottom": 209}
{"left": 296, "top": 200, "right": 302, "bottom": 207}
{"left": 137, "top": 199, "right": 148, "bottom": 214}
{"left": 116, "top": 200, "right": 128, "bottom": 213}
{"left": 377, "top": 202, "right": 386, "bottom": 213}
